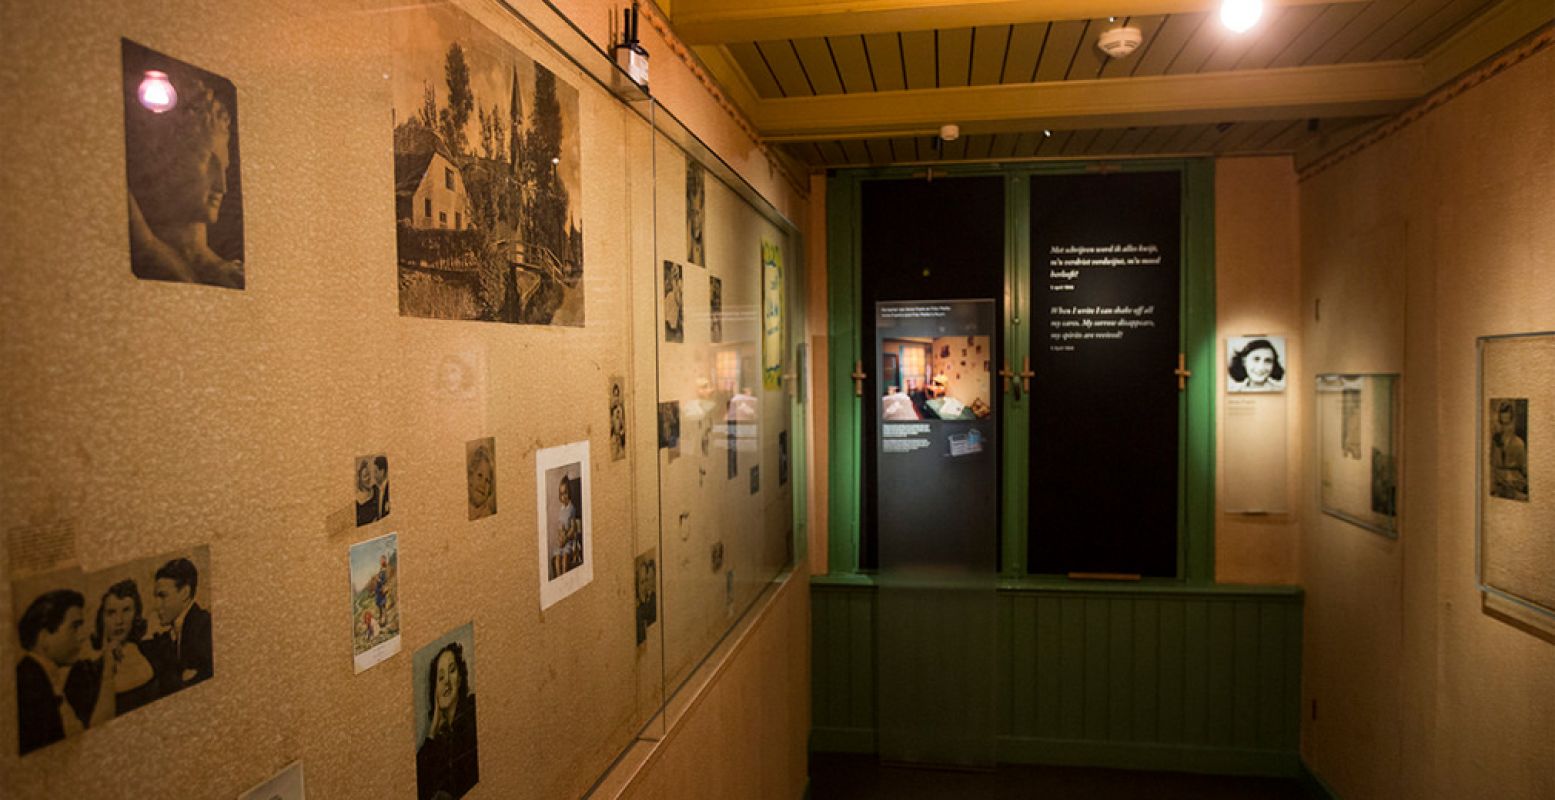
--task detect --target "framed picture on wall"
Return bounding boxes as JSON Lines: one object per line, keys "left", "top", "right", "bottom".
{"left": 1317, "top": 374, "right": 1399, "bottom": 537}
{"left": 1477, "top": 332, "right": 1555, "bottom": 634}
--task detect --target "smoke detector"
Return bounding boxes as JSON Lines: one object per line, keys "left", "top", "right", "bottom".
{"left": 1097, "top": 26, "right": 1143, "bottom": 59}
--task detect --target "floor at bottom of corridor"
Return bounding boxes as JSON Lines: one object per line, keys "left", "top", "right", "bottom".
{"left": 809, "top": 753, "right": 1313, "bottom": 799}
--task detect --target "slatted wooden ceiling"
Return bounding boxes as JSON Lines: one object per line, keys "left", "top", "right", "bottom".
{"left": 694, "top": 0, "right": 1511, "bottom": 166}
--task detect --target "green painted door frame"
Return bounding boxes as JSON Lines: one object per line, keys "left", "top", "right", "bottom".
{"left": 825, "top": 159, "right": 1217, "bottom": 585}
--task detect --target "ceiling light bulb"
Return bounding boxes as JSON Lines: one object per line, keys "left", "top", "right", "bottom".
{"left": 1220, "top": 0, "right": 1262, "bottom": 32}
{"left": 137, "top": 70, "right": 177, "bottom": 113}
{"left": 1043, "top": 129, "right": 1053, "bottom": 138}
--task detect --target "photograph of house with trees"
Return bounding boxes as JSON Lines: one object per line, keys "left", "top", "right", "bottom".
{"left": 391, "top": 4, "right": 585, "bottom": 326}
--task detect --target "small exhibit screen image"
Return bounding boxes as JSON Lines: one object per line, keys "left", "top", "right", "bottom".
{"left": 880, "top": 335, "right": 992, "bottom": 420}
{"left": 122, "top": 38, "right": 245, "bottom": 290}
{"left": 1489, "top": 397, "right": 1529, "bottom": 502}
{"left": 412, "top": 622, "right": 479, "bottom": 800}
{"left": 1226, "top": 336, "right": 1288, "bottom": 393}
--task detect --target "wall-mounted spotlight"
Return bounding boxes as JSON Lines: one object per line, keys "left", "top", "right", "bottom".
{"left": 137, "top": 70, "right": 177, "bottom": 113}
{"left": 939, "top": 124, "right": 961, "bottom": 142}
{"left": 1220, "top": 0, "right": 1263, "bottom": 33}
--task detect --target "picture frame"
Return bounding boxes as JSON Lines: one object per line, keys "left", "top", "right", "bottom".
{"left": 1317, "top": 373, "right": 1399, "bottom": 537}
{"left": 1476, "top": 332, "right": 1555, "bottom": 632}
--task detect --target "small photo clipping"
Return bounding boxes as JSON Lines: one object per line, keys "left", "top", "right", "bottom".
{"left": 710, "top": 275, "right": 723, "bottom": 343}
{"left": 1489, "top": 397, "right": 1529, "bottom": 502}
{"left": 239, "top": 760, "right": 306, "bottom": 800}
{"left": 635, "top": 549, "right": 658, "bottom": 646}
{"left": 609, "top": 377, "right": 627, "bottom": 462}
{"left": 12, "top": 546, "right": 215, "bottom": 757}
{"left": 686, "top": 157, "right": 706, "bottom": 265}
{"left": 413, "top": 623, "right": 479, "bottom": 800}
{"left": 466, "top": 437, "right": 497, "bottom": 521}
{"left": 658, "top": 401, "right": 680, "bottom": 452}
{"left": 664, "top": 260, "right": 684, "bottom": 343}
{"left": 355, "top": 453, "right": 391, "bottom": 527}
{"left": 122, "top": 39, "right": 244, "bottom": 289}
{"left": 536, "top": 441, "right": 593, "bottom": 610}
{"left": 349, "top": 532, "right": 401, "bottom": 674}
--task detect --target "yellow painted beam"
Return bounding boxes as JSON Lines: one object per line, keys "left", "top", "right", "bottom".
{"left": 672, "top": 0, "right": 1367, "bottom": 45}
{"left": 1422, "top": 0, "right": 1554, "bottom": 87}
{"left": 752, "top": 60, "right": 1427, "bottom": 140}
{"left": 692, "top": 45, "right": 763, "bottom": 117}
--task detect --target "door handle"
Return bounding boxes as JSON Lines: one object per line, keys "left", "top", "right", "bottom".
{"left": 1019, "top": 356, "right": 1035, "bottom": 396}
{"left": 851, "top": 360, "right": 867, "bottom": 398}
{"left": 998, "top": 362, "right": 1015, "bottom": 397}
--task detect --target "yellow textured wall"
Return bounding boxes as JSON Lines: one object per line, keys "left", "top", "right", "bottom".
{"left": 0, "top": 0, "right": 810, "bottom": 797}
{"left": 1298, "top": 39, "right": 1555, "bottom": 800}
{"left": 616, "top": 568, "right": 810, "bottom": 800}
{"left": 1215, "top": 156, "right": 1303, "bottom": 585}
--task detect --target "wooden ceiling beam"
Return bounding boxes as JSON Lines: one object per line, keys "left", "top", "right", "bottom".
{"left": 672, "top": 0, "right": 1368, "bottom": 45}
{"left": 752, "top": 60, "right": 1426, "bottom": 140}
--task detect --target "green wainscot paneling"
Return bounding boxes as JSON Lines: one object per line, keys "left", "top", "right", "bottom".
{"left": 811, "top": 579, "right": 1305, "bottom": 776}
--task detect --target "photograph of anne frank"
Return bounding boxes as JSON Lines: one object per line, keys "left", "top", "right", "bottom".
{"left": 121, "top": 39, "right": 244, "bottom": 290}
{"left": 1226, "top": 336, "right": 1287, "bottom": 393}
{"left": 413, "top": 623, "right": 479, "bottom": 800}
{"left": 466, "top": 438, "right": 497, "bottom": 521}
{"left": 1489, "top": 398, "right": 1529, "bottom": 501}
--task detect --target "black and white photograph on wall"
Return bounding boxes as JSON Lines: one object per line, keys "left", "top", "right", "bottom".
{"left": 609, "top": 377, "right": 628, "bottom": 461}
{"left": 710, "top": 275, "right": 723, "bottom": 343}
{"left": 750, "top": 465, "right": 760, "bottom": 495}
{"left": 779, "top": 430, "right": 790, "bottom": 486}
{"left": 634, "top": 549, "right": 657, "bottom": 646}
{"left": 12, "top": 546, "right": 216, "bottom": 756}
{"left": 727, "top": 422, "right": 738, "bottom": 479}
{"left": 1342, "top": 389, "right": 1362, "bottom": 460}
{"left": 466, "top": 438, "right": 497, "bottom": 520}
{"left": 710, "top": 541, "right": 724, "bottom": 572}
{"left": 391, "top": 2, "right": 585, "bottom": 326}
{"left": 1490, "top": 398, "right": 1529, "bottom": 501}
{"left": 663, "top": 260, "right": 684, "bottom": 342}
{"left": 239, "top": 760, "right": 306, "bottom": 800}
{"left": 122, "top": 39, "right": 244, "bottom": 290}
{"left": 413, "top": 623, "right": 479, "bottom": 800}
{"left": 1370, "top": 448, "right": 1397, "bottom": 516}
{"left": 355, "top": 454, "right": 392, "bottom": 527}
{"left": 686, "top": 157, "right": 706, "bottom": 265}
{"left": 349, "top": 532, "right": 401, "bottom": 674}
{"left": 657, "top": 401, "right": 680, "bottom": 452}
{"left": 1226, "top": 336, "right": 1288, "bottom": 393}
{"left": 535, "top": 441, "right": 593, "bottom": 609}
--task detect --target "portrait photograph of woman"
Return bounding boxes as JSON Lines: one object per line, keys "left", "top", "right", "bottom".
{"left": 1226, "top": 336, "right": 1288, "bottom": 393}
{"left": 121, "top": 39, "right": 244, "bottom": 290}
{"left": 412, "top": 623, "right": 479, "bottom": 800}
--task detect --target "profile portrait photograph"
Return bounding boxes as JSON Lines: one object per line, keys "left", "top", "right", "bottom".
{"left": 412, "top": 623, "right": 479, "bottom": 800}
{"left": 535, "top": 441, "right": 593, "bottom": 609}
{"left": 1489, "top": 397, "right": 1529, "bottom": 501}
{"left": 12, "top": 546, "right": 214, "bottom": 756}
{"left": 657, "top": 401, "right": 680, "bottom": 451}
{"left": 466, "top": 438, "right": 497, "bottom": 520}
{"left": 686, "top": 157, "right": 706, "bottom": 265}
{"left": 121, "top": 39, "right": 244, "bottom": 290}
{"left": 663, "top": 260, "right": 684, "bottom": 343}
{"left": 355, "top": 453, "right": 392, "bottom": 527}
{"left": 1226, "top": 336, "right": 1288, "bottom": 393}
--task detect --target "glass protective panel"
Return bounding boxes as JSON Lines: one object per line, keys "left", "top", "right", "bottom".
{"left": 875, "top": 299, "right": 998, "bottom": 768}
